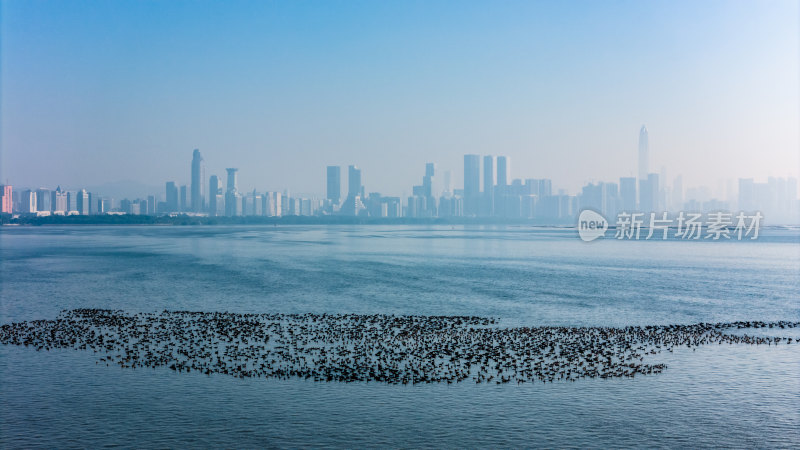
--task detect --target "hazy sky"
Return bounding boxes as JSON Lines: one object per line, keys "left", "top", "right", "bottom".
{"left": 1, "top": 0, "right": 798, "bottom": 197}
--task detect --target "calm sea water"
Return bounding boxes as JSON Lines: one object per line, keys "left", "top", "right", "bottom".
{"left": 1, "top": 225, "right": 799, "bottom": 447}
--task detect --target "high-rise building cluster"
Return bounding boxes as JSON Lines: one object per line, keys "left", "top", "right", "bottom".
{"left": 324, "top": 164, "right": 402, "bottom": 218}
{"left": 3, "top": 130, "right": 798, "bottom": 223}
{"left": 1, "top": 184, "right": 115, "bottom": 217}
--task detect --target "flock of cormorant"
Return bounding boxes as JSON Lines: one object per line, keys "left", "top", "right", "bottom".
{"left": 1, "top": 309, "right": 797, "bottom": 385}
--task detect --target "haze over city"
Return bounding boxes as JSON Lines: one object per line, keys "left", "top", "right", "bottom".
{"left": 3, "top": 1, "right": 800, "bottom": 448}
{"left": 2, "top": 0, "right": 798, "bottom": 197}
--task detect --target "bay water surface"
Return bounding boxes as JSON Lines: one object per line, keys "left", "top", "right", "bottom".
{"left": 1, "top": 225, "right": 798, "bottom": 447}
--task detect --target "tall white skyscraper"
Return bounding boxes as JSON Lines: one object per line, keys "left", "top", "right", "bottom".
{"left": 638, "top": 125, "right": 649, "bottom": 182}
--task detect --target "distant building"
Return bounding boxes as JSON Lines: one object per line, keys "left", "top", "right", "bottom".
{"left": 225, "top": 191, "right": 241, "bottom": 216}
{"left": 638, "top": 125, "right": 649, "bottom": 183}
{"left": 208, "top": 176, "right": 222, "bottom": 216}
{"left": 341, "top": 165, "right": 363, "bottom": 216}
{"left": 482, "top": 155, "right": 494, "bottom": 217}
{"left": 147, "top": 195, "right": 157, "bottom": 215}
{"left": 639, "top": 173, "right": 659, "bottom": 212}
{"left": 21, "top": 189, "right": 37, "bottom": 213}
{"left": 601, "top": 183, "right": 619, "bottom": 218}
{"left": 191, "top": 149, "right": 205, "bottom": 212}
{"left": 166, "top": 181, "right": 179, "bottom": 212}
{"left": 738, "top": 176, "right": 799, "bottom": 223}
{"left": 442, "top": 170, "right": 452, "bottom": 195}
{"left": 300, "top": 198, "right": 312, "bottom": 216}
{"left": 580, "top": 183, "right": 603, "bottom": 214}
{"left": 226, "top": 168, "right": 238, "bottom": 192}
{"left": 463, "top": 154, "right": 480, "bottom": 216}
{"left": 244, "top": 190, "right": 263, "bottom": 216}
{"left": 348, "top": 165, "right": 361, "bottom": 198}
{"left": 97, "top": 197, "right": 110, "bottom": 214}
{"left": 225, "top": 168, "right": 240, "bottom": 217}
{"left": 438, "top": 194, "right": 463, "bottom": 217}
{"left": 496, "top": 156, "right": 509, "bottom": 187}
{"left": 327, "top": 166, "right": 341, "bottom": 206}
{"left": 66, "top": 191, "right": 77, "bottom": 212}
{"left": 131, "top": 199, "right": 145, "bottom": 215}
{"left": 76, "top": 189, "right": 89, "bottom": 215}
{"left": 264, "top": 191, "right": 281, "bottom": 217}
{"left": 619, "top": 177, "right": 636, "bottom": 211}
{"left": 423, "top": 163, "right": 437, "bottom": 216}
{"left": 536, "top": 194, "right": 577, "bottom": 221}
{"left": 52, "top": 186, "right": 67, "bottom": 213}
{"left": 340, "top": 195, "right": 365, "bottom": 217}
{"left": 409, "top": 163, "right": 437, "bottom": 217}
{"left": 36, "top": 188, "right": 52, "bottom": 212}
{"left": 281, "top": 190, "right": 290, "bottom": 216}
{"left": 538, "top": 179, "right": 552, "bottom": 197}
{"left": 212, "top": 193, "right": 224, "bottom": 216}
{"left": 0, "top": 185, "right": 12, "bottom": 214}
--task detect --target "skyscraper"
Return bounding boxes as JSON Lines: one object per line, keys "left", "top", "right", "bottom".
{"left": 22, "top": 189, "right": 37, "bottom": 213}
{"left": 638, "top": 125, "right": 649, "bottom": 182}
{"left": 208, "top": 176, "right": 221, "bottom": 216}
{"left": 226, "top": 168, "right": 239, "bottom": 193}
{"left": 538, "top": 179, "right": 552, "bottom": 197}
{"left": 146, "top": 195, "right": 156, "bottom": 215}
{"left": 96, "top": 197, "right": 107, "bottom": 214}
{"left": 424, "top": 162, "right": 436, "bottom": 196}
{"left": 76, "top": 189, "right": 89, "bottom": 215}
{"left": 496, "top": 156, "right": 509, "bottom": 187}
{"left": 52, "top": 186, "right": 67, "bottom": 213}
{"left": 165, "top": 181, "right": 179, "bottom": 212}
{"left": 327, "top": 166, "right": 341, "bottom": 205}
{"left": 191, "top": 149, "right": 205, "bottom": 212}
{"left": 483, "top": 155, "right": 494, "bottom": 216}
{"left": 619, "top": 177, "right": 636, "bottom": 211}
{"left": 348, "top": 165, "right": 362, "bottom": 198}
{"left": 409, "top": 163, "right": 437, "bottom": 217}
{"left": 339, "top": 165, "right": 364, "bottom": 216}
{"left": 639, "top": 173, "right": 659, "bottom": 212}
{"left": 463, "top": 154, "right": 480, "bottom": 216}
{"left": 36, "top": 188, "right": 52, "bottom": 212}
{"left": 67, "top": 191, "right": 77, "bottom": 212}
{"left": 225, "top": 168, "right": 240, "bottom": 217}
{"left": 1, "top": 185, "right": 13, "bottom": 214}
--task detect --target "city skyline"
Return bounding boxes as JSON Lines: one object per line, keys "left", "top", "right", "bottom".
{"left": 1, "top": 1, "right": 798, "bottom": 195}
{"left": 3, "top": 128, "right": 798, "bottom": 224}
{"left": 4, "top": 125, "right": 798, "bottom": 202}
